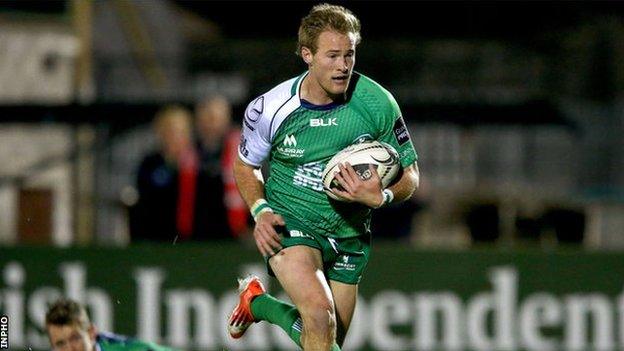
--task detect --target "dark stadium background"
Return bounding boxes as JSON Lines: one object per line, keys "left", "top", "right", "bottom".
{"left": 5, "top": 1, "right": 624, "bottom": 39}
{"left": 1, "top": 1, "right": 624, "bottom": 351}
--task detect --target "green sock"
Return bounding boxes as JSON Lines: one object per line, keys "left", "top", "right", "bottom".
{"left": 251, "top": 294, "right": 341, "bottom": 351}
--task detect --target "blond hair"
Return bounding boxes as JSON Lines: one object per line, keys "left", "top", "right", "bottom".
{"left": 296, "top": 3, "right": 361, "bottom": 56}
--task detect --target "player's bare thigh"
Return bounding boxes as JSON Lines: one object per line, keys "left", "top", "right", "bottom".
{"left": 329, "top": 280, "right": 358, "bottom": 347}
{"left": 269, "top": 245, "right": 335, "bottom": 313}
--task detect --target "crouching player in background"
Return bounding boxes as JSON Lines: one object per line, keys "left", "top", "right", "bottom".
{"left": 228, "top": 3, "right": 419, "bottom": 351}
{"left": 46, "top": 298, "right": 176, "bottom": 351}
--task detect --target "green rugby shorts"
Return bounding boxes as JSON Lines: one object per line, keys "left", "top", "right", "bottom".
{"left": 266, "top": 216, "right": 371, "bottom": 285}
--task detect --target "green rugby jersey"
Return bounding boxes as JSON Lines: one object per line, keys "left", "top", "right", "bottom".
{"left": 239, "top": 72, "right": 417, "bottom": 238}
{"left": 96, "top": 332, "right": 177, "bottom": 351}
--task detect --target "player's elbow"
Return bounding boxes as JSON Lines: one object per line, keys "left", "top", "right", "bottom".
{"left": 234, "top": 157, "right": 264, "bottom": 184}
{"left": 233, "top": 157, "right": 247, "bottom": 180}
{"left": 394, "top": 163, "right": 419, "bottom": 202}
{"left": 412, "top": 162, "right": 420, "bottom": 191}
{"left": 405, "top": 162, "right": 420, "bottom": 196}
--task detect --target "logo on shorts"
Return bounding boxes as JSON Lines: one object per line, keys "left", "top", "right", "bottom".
{"left": 333, "top": 255, "right": 356, "bottom": 271}
{"left": 288, "top": 230, "right": 313, "bottom": 239}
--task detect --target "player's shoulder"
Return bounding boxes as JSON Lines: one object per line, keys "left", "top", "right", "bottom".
{"left": 350, "top": 72, "right": 400, "bottom": 114}
{"left": 97, "top": 331, "right": 129, "bottom": 343}
{"left": 96, "top": 331, "right": 131, "bottom": 350}
{"left": 264, "top": 74, "right": 302, "bottom": 102}
{"left": 246, "top": 74, "right": 304, "bottom": 122}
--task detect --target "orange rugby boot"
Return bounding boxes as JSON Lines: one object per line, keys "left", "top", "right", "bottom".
{"left": 227, "top": 275, "right": 266, "bottom": 338}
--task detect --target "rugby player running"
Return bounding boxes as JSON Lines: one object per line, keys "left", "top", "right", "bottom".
{"left": 228, "top": 3, "right": 419, "bottom": 350}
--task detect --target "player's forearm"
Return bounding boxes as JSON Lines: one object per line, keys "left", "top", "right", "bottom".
{"left": 233, "top": 157, "right": 267, "bottom": 209}
{"left": 387, "top": 163, "right": 419, "bottom": 203}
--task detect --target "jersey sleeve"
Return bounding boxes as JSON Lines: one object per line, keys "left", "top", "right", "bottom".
{"left": 377, "top": 92, "right": 418, "bottom": 168}
{"left": 238, "top": 95, "right": 272, "bottom": 167}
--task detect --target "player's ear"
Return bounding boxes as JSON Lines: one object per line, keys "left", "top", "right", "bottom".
{"left": 301, "top": 47, "right": 313, "bottom": 65}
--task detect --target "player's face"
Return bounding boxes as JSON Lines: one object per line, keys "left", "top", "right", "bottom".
{"left": 47, "top": 323, "right": 96, "bottom": 351}
{"left": 305, "top": 30, "right": 356, "bottom": 102}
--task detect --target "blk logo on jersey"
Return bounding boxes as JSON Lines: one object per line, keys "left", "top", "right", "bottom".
{"left": 310, "top": 118, "right": 337, "bottom": 127}
{"left": 393, "top": 116, "right": 410, "bottom": 146}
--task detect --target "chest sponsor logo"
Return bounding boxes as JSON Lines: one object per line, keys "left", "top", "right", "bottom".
{"left": 293, "top": 162, "right": 323, "bottom": 191}
{"left": 277, "top": 134, "right": 305, "bottom": 157}
{"left": 283, "top": 134, "right": 297, "bottom": 147}
{"left": 393, "top": 116, "right": 410, "bottom": 146}
{"left": 310, "top": 117, "right": 338, "bottom": 127}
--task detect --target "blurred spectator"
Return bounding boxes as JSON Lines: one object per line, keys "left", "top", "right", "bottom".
{"left": 129, "top": 105, "right": 208, "bottom": 242}
{"left": 194, "top": 95, "right": 249, "bottom": 239}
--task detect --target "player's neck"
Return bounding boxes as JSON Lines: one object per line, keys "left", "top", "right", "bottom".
{"left": 300, "top": 74, "right": 343, "bottom": 105}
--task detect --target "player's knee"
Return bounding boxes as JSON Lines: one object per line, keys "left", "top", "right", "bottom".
{"left": 301, "top": 303, "right": 337, "bottom": 342}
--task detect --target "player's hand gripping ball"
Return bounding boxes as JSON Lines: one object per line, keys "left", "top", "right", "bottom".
{"left": 322, "top": 140, "right": 400, "bottom": 201}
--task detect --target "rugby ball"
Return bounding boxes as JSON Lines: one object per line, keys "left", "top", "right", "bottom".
{"left": 322, "top": 140, "right": 400, "bottom": 201}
